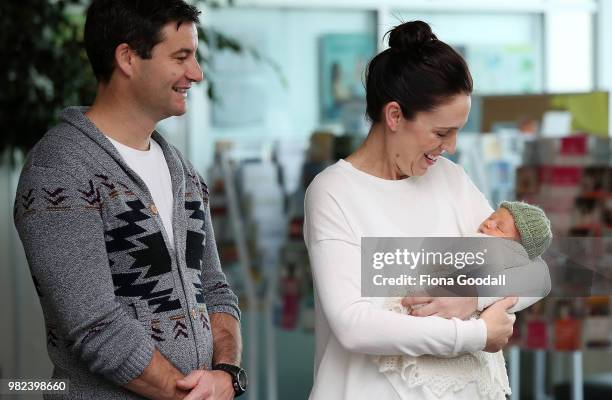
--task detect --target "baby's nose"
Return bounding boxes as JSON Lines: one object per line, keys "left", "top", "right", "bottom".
{"left": 485, "top": 219, "right": 497, "bottom": 229}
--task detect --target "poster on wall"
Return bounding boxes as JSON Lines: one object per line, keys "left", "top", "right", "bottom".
{"left": 319, "top": 34, "right": 376, "bottom": 124}
{"left": 467, "top": 44, "right": 537, "bottom": 94}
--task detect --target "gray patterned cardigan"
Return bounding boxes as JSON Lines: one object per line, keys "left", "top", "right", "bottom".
{"left": 14, "top": 107, "right": 240, "bottom": 399}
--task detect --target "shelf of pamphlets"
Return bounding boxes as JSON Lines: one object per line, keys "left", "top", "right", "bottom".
{"left": 509, "top": 297, "right": 612, "bottom": 352}
{"left": 272, "top": 191, "right": 314, "bottom": 332}
{"left": 207, "top": 149, "right": 288, "bottom": 310}
{"left": 271, "top": 133, "right": 339, "bottom": 333}
{"left": 515, "top": 134, "right": 612, "bottom": 353}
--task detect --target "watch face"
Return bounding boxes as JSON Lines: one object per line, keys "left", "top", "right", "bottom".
{"left": 237, "top": 369, "right": 248, "bottom": 391}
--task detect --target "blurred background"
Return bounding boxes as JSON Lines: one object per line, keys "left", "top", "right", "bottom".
{"left": 1, "top": 0, "right": 612, "bottom": 399}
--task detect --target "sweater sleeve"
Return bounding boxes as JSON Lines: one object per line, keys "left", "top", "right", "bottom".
{"left": 197, "top": 174, "right": 240, "bottom": 321}
{"left": 13, "top": 166, "right": 153, "bottom": 385}
{"left": 476, "top": 256, "right": 551, "bottom": 313}
{"left": 304, "top": 181, "right": 486, "bottom": 357}
{"left": 456, "top": 165, "right": 552, "bottom": 313}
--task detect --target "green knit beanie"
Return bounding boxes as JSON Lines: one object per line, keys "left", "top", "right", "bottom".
{"left": 499, "top": 201, "right": 553, "bottom": 260}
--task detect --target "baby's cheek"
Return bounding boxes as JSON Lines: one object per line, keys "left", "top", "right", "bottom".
{"left": 485, "top": 231, "right": 505, "bottom": 237}
{"left": 479, "top": 226, "right": 496, "bottom": 236}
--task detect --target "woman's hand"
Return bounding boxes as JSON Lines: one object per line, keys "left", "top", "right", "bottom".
{"left": 480, "top": 297, "right": 518, "bottom": 353}
{"left": 401, "top": 296, "right": 478, "bottom": 320}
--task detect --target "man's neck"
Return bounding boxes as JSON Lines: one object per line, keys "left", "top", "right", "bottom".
{"left": 85, "top": 88, "right": 157, "bottom": 151}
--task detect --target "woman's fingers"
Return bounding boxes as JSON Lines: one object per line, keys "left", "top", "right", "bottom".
{"left": 489, "top": 296, "right": 518, "bottom": 314}
{"left": 406, "top": 297, "right": 478, "bottom": 319}
{"left": 401, "top": 296, "right": 433, "bottom": 307}
{"left": 409, "top": 302, "right": 438, "bottom": 317}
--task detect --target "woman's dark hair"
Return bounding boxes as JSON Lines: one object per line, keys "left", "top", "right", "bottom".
{"left": 365, "top": 20, "right": 473, "bottom": 122}
{"left": 84, "top": 0, "right": 201, "bottom": 83}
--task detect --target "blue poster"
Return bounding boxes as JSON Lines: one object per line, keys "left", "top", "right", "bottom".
{"left": 320, "top": 34, "right": 376, "bottom": 123}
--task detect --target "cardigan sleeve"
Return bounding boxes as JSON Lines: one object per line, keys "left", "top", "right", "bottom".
{"left": 14, "top": 165, "right": 154, "bottom": 385}
{"left": 304, "top": 179, "right": 487, "bottom": 356}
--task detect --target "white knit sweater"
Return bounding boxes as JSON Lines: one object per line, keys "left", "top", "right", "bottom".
{"left": 304, "top": 158, "right": 549, "bottom": 400}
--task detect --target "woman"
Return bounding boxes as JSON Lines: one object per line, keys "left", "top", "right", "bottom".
{"left": 303, "top": 21, "right": 550, "bottom": 399}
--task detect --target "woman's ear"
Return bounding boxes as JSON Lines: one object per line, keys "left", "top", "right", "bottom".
{"left": 383, "top": 102, "right": 403, "bottom": 132}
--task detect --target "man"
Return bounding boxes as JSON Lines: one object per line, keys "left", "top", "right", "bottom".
{"left": 13, "top": 1, "right": 246, "bottom": 399}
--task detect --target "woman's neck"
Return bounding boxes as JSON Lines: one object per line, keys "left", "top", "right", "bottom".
{"left": 346, "top": 124, "right": 406, "bottom": 180}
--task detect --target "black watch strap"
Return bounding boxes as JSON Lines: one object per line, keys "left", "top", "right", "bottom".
{"left": 213, "top": 363, "right": 247, "bottom": 397}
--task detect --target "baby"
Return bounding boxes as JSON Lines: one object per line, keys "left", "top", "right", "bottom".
{"left": 477, "top": 201, "right": 552, "bottom": 260}
{"left": 385, "top": 200, "right": 553, "bottom": 310}
{"left": 374, "top": 201, "right": 553, "bottom": 399}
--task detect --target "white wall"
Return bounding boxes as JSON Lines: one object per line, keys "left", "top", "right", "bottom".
{"left": 383, "top": 12, "right": 537, "bottom": 44}
{"left": 183, "top": 5, "right": 600, "bottom": 175}
{"left": 188, "top": 1, "right": 598, "bottom": 154}
{"left": 383, "top": 12, "right": 544, "bottom": 94}
{"left": 0, "top": 165, "right": 52, "bottom": 396}
{"left": 203, "top": 7, "right": 375, "bottom": 135}
{"left": 596, "top": 0, "right": 612, "bottom": 135}
{"left": 545, "top": 10, "right": 594, "bottom": 92}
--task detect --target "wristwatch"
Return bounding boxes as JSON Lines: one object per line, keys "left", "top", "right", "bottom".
{"left": 213, "top": 363, "right": 247, "bottom": 397}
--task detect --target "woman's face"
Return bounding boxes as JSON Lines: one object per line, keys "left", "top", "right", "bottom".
{"left": 388, "top": 94, "right": 471, "bottom": 177}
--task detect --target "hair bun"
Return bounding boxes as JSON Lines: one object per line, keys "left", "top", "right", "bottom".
{"left": 388, "top": 20, "right": 437, "bottom": 51}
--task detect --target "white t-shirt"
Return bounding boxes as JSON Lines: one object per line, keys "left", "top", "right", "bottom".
{"left": 106, "top": 136, "right": 175, "bottom": 248}
{"left": 303, "top": 157, "right": 547, "bottom": 400}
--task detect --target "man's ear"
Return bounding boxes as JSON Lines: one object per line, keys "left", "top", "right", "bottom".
{"left": 383, "top": 102, "right": 403, "bottom": 132}
{"left": 114, "top": 43, "right": 136, "bottom": 78}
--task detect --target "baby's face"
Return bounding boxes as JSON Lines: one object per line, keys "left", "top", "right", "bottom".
{"left": 478, "top": 208, "right": 521, "bottom": 241}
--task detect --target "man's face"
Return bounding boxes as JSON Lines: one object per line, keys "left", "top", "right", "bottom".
{"left": 478, "top": 207, "right": 521, "bottom": 241}
{"left": 132, "top": 21, "right": 203, "bottom": 121}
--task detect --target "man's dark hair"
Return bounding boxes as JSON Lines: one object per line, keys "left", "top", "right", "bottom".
{"left": 84, "top": 0, "right": 201, "bottom": 82}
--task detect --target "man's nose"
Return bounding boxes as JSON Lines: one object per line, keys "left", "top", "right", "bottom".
{"left": 187, "top": 59, "right": 203, "bottom": 83}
